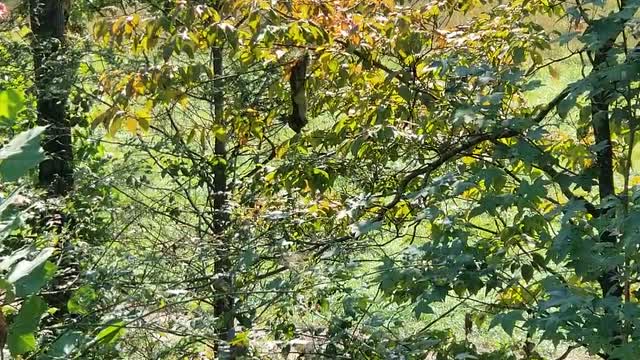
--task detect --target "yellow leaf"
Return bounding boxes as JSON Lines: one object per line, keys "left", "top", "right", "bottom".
{"left": 109, "top": 116, "right": 123, "bottom": 137}
{"left": 276, "top": 143, "right": 289, "bottom": 159}
{"left": 265, "top": 171, "right": 276, "bottom": 182}
{"left": 91, "top": 107, "right": 116, "bottom": 129}
{"left": 177, "top": 93, "right": 189, "bottom": 107}
{"left": 127, "top": 14, "right": 140, "bottom": 27}
{"left": 135, "top": 106, "right": 151, "bottom": 131}
{"left": 212, "top": 125, "right": 226, "bottom": 142}
{"left": 125, "top": 117, "right": 137, "bottom": 134}
{"left": 631, "top": 142, "right": 640, "bottom": 172}
{"left": 131, "top": 75, "right": 145, "bottom": 96}
{"left": 381, "top": 0, "right": 395, "bottom": 9}
{"left": 462, "top": 156, "right": 476, "bottom": 165}
{"left": 548, "top": 66, "right": 559, "bottom": 80}
{"left": 111, "top": 17, "right": 124, "bottom": 35}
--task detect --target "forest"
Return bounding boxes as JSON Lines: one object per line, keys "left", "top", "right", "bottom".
{"left": 0, "top": 0, "right": 640, "bottom": 359}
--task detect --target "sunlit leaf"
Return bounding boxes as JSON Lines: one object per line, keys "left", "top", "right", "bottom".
{"left": 8, "top": 295, "right": 47, "bottom": 355}
{"left": 0, "top": 89, "right": 25, "bottom": 123}
{"left": 0, "top": 126, "right": 46, "bottom": 181}
{"left": 95, "top": 320, "right": 126, "bottom": 345}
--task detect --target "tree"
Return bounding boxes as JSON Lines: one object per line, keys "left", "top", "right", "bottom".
{"left": 29, "top": 0, "right": 73, "bottom": 195}
{"left": 33, "top": 0, "right": 640, "bottom": 358}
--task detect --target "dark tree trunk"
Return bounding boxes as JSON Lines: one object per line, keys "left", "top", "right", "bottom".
{"left": 211, "top": 45, "right": 236, "bottom": 359}
{"left": 588, "top": 12, "right": 625, "bottom": 359}
{"left": 29, "top": 0, "right": 77, "bottom": 322}
{"left": 29, "top": 0, "right": 73, "bottom": 196}
{"left": 590, "top": 35, "right": 623, "bottom": 297}
{"left": 591, "top": 82, "right": 624, "bottom": 300}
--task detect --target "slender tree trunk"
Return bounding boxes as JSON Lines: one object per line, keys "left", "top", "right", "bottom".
{"left": 591, "top": 86, "right": 622, "bottom": 299}
{"left": 211, "top": 45, "right": 236, "bottom": 359}
{"left": 29, "top": 0, "right": 73, "bottom": 196}
{"left": 590, "top": 38, "right": 619, "bottom": 295}
{"left": 588, "top": 20, "right": 624, "bottom": 360}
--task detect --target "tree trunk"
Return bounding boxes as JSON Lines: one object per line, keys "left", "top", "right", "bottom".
{"left": 591, "top": 86, "right": 622, "bottom": 299}
{"left": 29, "top": 0, "right": 73, "bottom": 196}
{"left": 589, "top": 22, "right": 624, "bottom": 360}
{"left": 211, "top": 45, "right": 236, "bottom": 359}
{"left": 590, "top": 38, "right": 619, "bottom": 295}
{"left": 29, "top": 0, "right": 76, "bottom": 321}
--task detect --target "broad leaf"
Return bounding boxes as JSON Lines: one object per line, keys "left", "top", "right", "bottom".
{"left": 40, "top": 331, "right": 86, "bottom": 359}
{"left": 8, "top": 248, "right": 56, "bottom": 297}
{"left": 0, "top": 126, "right": 46, "bottom": 181}
{"left": 489, "top": 310, "right": 524, "bottom": 336}
{"left": 0, "top": 246, "right": 32, "bottom": 272}
{"left": 67, "top": 286, "right": 98, "bottom": 315}
{"left": 95, "top": 320, "right": 126, "bottom": 345}
{"left": 8, "top": 295, "right": 47, "bottom": 355}
{"left": 14, "top": 261, "right": 57, "bottom": 298}
{"left": 0, "top": 89, "right": 25, "bottom": 123}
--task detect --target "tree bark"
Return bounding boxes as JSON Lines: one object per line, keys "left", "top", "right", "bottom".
{"left": 589, "top": 19, "right": 625, "bottom": 298}
{"left": 587, "top": 9, "right": 626, "bottom": 360}
{"left": 29, "top": 0, "right": 73, "bottom": 196}
{"left": 29, "top": 0, "right": 77, "bottom": 323}
{"left": 591, "top": 79, "right": 624, "bottom": 300}
{"left": 211, "top": 45, "right": 236, "bottom": 359}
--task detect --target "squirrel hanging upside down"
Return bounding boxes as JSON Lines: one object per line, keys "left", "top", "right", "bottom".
{"left": 287, "top": 52, "right": 309, "bottom": 133}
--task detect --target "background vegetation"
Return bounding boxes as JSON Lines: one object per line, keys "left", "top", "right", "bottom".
{"left": 0, "top": 0, "right": 640, "bottom": 359}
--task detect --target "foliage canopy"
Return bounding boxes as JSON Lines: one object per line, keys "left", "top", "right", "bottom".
{"left": 2, "top": 0, "right": 640, "bottom": 359}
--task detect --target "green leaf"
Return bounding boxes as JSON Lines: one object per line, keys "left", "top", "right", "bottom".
{"left": 0, "top": 192, "right": 24, "bottom": 241}
{"left": 489, "top": 310, "right": 524, "bottom": 336}
{"left": 14, "top": 261, "right": 57, "bottom": 298}
{"left": 95, "top": 320, "right": 126, "bottom": 345}
{"left": 0, "top": 89, "right": 25, "bottom": 122}
{"left": 350, "top": 136, "right": 366, "bottom": 157}
{"left": 0, "top": 279, "right": 15, "bottom": 305}
{"left": 0, "top": 126, "right": 46, "bottom": 181}
{"left": 230, "top": 331, "right": 250, "bottom": 347}
{"left": 532, "top": 253, "right": 546, "bottom": 268}
{"left": 218, "top": 23, "right": 238, "bottom": 48}
{"left": 521, "top": 264, "right": 534, "bottom": 283}
{"left": 517, "top": 178, "right": 547, "bottom": 203}
{"left": 8, "top": 295, "right": 47, "bottom": 355}
{"left": 512, "top": 47, "right": 525, "bottom": 63}
{"left": 40, "top": 331, "right": 85, "bottom": 359}
{"left": 482, "top": 168, "right": 507, "bottom": 192}
{"left": 414, "top": 300, "right": 434, "bottom": 319}
{"left": 556, "top": 93, "right": 576, "bottom": 119}
{"left": 398, "top": 85, "right": 413, "bottom": 103}
{"left": 8, "top": 247, "right": 54, "bottom": 283}
{"left": 452, "top": 181, "right": 475, "bottom": 196}
{"left": 266, "top": 277, "right": 284, "bottom": 290}
{"left": 182, "top": 41, "right": 194, "bottom": 58}
{"left": 162, "top": 41, "right": 175, "bottom": 62}
{"left": 8, "top": 247, "right": 56, "bottom": 297}
{"left": 9, "top": 332, "right": 36, "bottom": 356}
{"left": 0, "top": 246, "right": 32, "bottom": 272}
{"left": 67, "top": 286, "right": 98, "bottom": 315}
